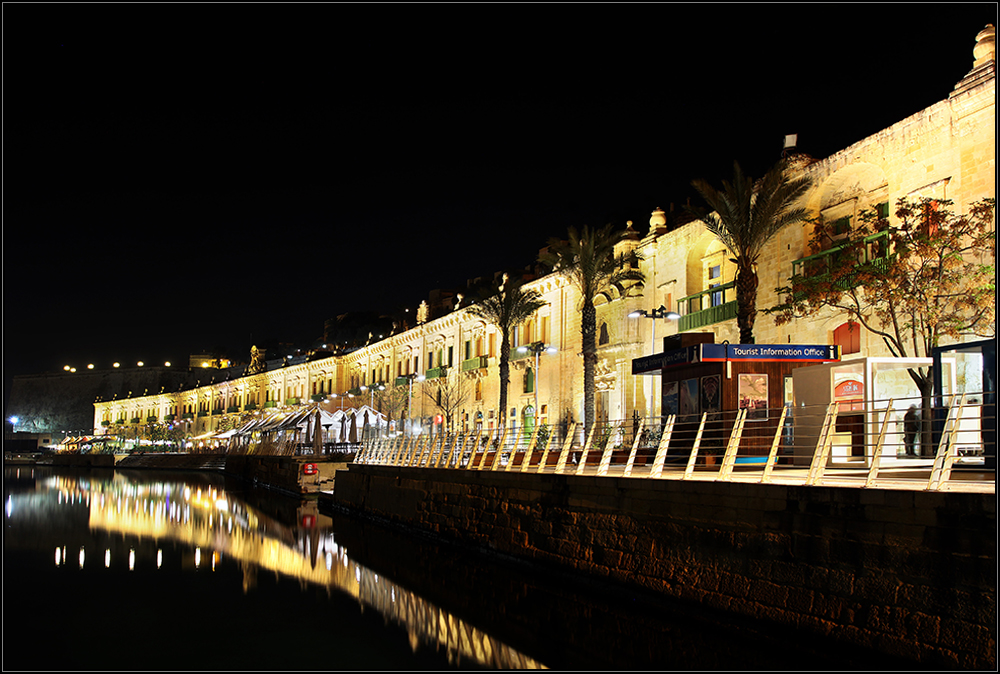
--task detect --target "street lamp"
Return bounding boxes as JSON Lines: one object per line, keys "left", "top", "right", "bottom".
{"left": 516, "top": 342, "right": 557, "bottom": 433}
{"left": 629, "top": 305, "right": 680, "bottom": 419}
{"left": 403, "top": 374, "right": 425, "bottom": 435}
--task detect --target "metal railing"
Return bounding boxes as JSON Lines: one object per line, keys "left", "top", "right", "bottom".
{"left": 354, "top": 394, "right": 995, "bottom": 493}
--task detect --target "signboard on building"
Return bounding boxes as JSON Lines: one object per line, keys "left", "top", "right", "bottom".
{"left": 633, "top": 344, "right": 840, "bottom": 375}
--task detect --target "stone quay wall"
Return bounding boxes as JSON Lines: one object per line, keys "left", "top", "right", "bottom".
{"left": 330, "top": 464, "right": 996, "bottom": 669}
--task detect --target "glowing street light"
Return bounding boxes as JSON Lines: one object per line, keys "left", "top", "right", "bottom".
{"left": 629, "top": 305, "right": 681, "bottom": 418}
{"left": 516, "top": 342, "right": 557, "bottom": 432}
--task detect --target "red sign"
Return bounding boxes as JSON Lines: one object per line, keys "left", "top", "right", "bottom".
{"left": 434, "top": 414, "right": 443, "bottom": 424}
{"left": 834, "top": 380, "right": 864, "bottom": 399}
{"left": 302, "top": 463, "right": 318, "bottom": 475}
{"left": 302, "top": 515, "right": 316, "bottom": 527}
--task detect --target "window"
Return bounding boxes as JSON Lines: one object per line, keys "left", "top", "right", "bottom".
{"left": 710, "top": 283, "right": 723, "bottom": 307}
{"left": 833, "top": 215, "right": 851, "bottom": 235}
{"left": 599, "top": 322, "right": 610, "bottom": 345}
{"left": 524, "top": 367, "right": 534, "bottom": 393}
{"left": 464, "top": 340, "right": 471, "bottom": 360}
{"left": 448, "top": 346, "right": 454, "bottom": 367}
{"left": 709, "top": 265, "right": 721, "bottom": 280}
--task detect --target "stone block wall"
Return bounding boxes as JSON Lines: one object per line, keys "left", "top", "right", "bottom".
{"left": 332, "top": 465, "right": 996, "bottom": 669}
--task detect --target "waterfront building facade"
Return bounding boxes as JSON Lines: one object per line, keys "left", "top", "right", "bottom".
{"left": 93, "top": 25, "right": 996, "bottom": 443}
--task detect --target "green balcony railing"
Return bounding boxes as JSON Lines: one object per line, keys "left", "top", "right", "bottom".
{"left": 425, "top": 366, "right": 447, "bottom": 380}
{"left": 263, "top": 401, "right": 277, "bottom": 408}
{"left": 461, "top": 356, "right": 489, "bottom": 372}
{"left": 310, "top": 394, "right": 325, "bottom": 402}
{"left": 286, "top": 397, "right": 299, "bottom": 406}
{"left": 182, "top": 413, "right": 195, "bottom": 420}
{"left": 227, "top": 406, "right": 240, "bottom": 413}
{"left": 131, "top": 417, "right": 141, "bottom": 424}
{"left": 677, "top": 281, "right": 737, "bottom": 332}
{"left": 146, "top": 416, "right": 158, "bottom": 423}
{"left": 164, "top": 414, "right": 176, "bottom": 421}
{"left": 792, "top": 230, "right": 892, "bottom": 292}
{"left": 101, "top": 420, "right": 111, "bottom": 427}
{"left": 197, "top": 411, "right": 209, "bottom": 417}
{"left": 244, "top": 402, "right": 257, "bottom": 411}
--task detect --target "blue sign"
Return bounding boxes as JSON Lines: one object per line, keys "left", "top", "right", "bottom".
{"left": 699, "top": 344, "right": 840, "bottom": 362}
{"left": 632, "top": 344, "right": 839, "bottom": 374}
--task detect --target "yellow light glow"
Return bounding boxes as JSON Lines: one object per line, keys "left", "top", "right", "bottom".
{"left": 63, "top": 365, "right": 70, "bottom": 371}
{"left": 202, "top": 362, "right": 210, "bottom": 368}
{"left": 113, "top": 362, "right": 120, "bottom": 368}
{"left": 164, "top": 362, "right": 171, "bottom": 367}
{"left": 137, "top": 361, "right": 144, "bottom": 367}
{"left": 88, "top": 364, "right": 94, "bottom": 369}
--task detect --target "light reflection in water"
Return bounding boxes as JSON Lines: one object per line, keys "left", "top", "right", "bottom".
{"left": 8, "top": 470, "right": 544, "bottom": 669}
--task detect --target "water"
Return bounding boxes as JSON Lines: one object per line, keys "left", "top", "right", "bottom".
{"left": 4, "top": 466, "right": 918, "bottom": 671}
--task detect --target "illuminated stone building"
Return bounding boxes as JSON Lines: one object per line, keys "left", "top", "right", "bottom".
{"left": 94, "top": 25, "right": 995, "bottom": 441}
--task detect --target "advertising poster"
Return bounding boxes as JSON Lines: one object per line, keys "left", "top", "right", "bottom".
{"left": 663, "top": 381, "right": 678, "bottom": 416}
{"left": 680, "top": 378, "right": 699, "bottom": 418}
{"left": 701, "top": 374, "right": 721, "bottom": 414}
{"left": 738, "top": 373, "right": 769, "bottom": 420}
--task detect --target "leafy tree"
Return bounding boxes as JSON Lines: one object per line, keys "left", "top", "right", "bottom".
{"left": 465, "top": 274, "right": 547, "bottom": 433}
{"left": 767, "top": 197, "right": 996, "bottom": 453}
{"left": 423, "top": 371, "right": 472, "bottom": 434}
{"left": 689, "top": 158, "right": 812, "bottom": 343}
{"left": 539, "top": 224, "right": 644, "bottom": 433}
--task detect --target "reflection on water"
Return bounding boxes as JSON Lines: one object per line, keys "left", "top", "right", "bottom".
{"left": 4, "top": 467, "right": 539, "bottom": 670}
{"left": 4, "top": 467, "right": 918, "bottom": 671}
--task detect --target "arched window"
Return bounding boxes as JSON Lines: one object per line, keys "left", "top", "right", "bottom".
{"left": 524, "top": 367, "right": 534, "bottom": 394}
{"left": 834, "top": 321, "right": 861, "bottom": 355}
{"left": 599, "top": 322, "right": 610, "bottom": 345}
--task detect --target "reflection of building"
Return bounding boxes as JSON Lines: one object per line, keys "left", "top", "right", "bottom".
{"left": 94, "top": 27, "right": 995, "bottom": 436}
{"left": 5, "top": 469, "right": 543, "bottom": 669}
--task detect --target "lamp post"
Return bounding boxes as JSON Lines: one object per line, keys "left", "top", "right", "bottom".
{"left": 628, "top": 305, "right": 681, "bottom": 419}
{"left": 516, "top": 342, "right": 557, "bottom": 433}
{"left": 404, "top": 373, "right": 425, "bottom": 436}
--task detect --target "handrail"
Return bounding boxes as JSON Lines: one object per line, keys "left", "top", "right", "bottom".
{"left": 354, "top": 393, "right": 994, "bottom": 493}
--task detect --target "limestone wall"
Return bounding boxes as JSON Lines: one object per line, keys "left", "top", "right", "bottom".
{"left": 331, "top": 465, "right": 996, "bottom": 669}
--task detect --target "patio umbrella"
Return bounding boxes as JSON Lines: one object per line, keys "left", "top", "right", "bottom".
{"left": 349, "top": 412, "right": 358, "bottom": 443}
{"left": 340, "top": 414, "right": 348, "bottom": 443}
{"left": 304, "top": 411, "right": 313, "bottom": 445}
{"left": 313, "top": 409, "right": 323, "bottom": 455}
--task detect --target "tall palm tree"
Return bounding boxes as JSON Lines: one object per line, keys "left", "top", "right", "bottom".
{"left": 465, "top": 274, "right": 547, "bottom": 433}
{"left": 690, "top": 158, "right": 812, "bottom": 344}
{"left": 539, "top": 223, "right": 645, "bottom": 434}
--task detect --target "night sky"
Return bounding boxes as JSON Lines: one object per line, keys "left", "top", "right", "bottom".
{"left": 4, "top": 4, "right": 995, "bottom": 400}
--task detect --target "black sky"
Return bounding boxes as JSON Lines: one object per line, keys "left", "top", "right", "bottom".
{"left": 4, "top": 3, "right": 996, "bottom": 399}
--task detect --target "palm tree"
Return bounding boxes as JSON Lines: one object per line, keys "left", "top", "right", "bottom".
{"left": 465, "top": 274, "right": 548, "bottom": 433}
{"left": 539, "top": 223, "right": 645, "bottom": 434}
{"left": 690, "top": 158, "right": 812, "bottom": 344}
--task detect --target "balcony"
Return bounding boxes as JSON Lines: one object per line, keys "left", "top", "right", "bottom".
{"left": 677, "top": 281, "right": 736, "bottom": 332}
{"left": 130, "top": 417, "right": 141, "bottom": 424}
{"left": 227, "top": 406, "right": 240, "bottom": 413}
{"left": 244, "top": 402, "right": 257, "bottom": 411}
{"left": 425, "top": 366, "right": 447, "bottom": 380}
{"left": 212, "top": 408, "right": 224, "bottom": 416}
{"left": 310, "top": 394, "right": 325, "bottom": 402}
{"left": 263, "top": 401, "right": 277, "bottom": 408}
{"left": 791, "top": 231, "right": 892, "bottom": 292}
{"left": 182, "top": 413, "right": 195, "bottom": 420}
{"left": 197, "top": 411, "right": 209, "bottom": 417}
{"left": 286, "top": 397, "right": 300, "bottom": 406}
{"left": 164, "top": 414, "right": 176, "bottom": 421}
{"left": 101, "top": 420, "right": 111, "bottom": 427}
{"left": 461, "top": 355, "right": 489, "bottom": 372}
{"left": 146, "top": 416, "right": 158, "bottom": 423}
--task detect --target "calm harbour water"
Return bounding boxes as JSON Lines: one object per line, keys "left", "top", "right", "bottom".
{"left": 4, "top": 466, "right": 918, "bottom": 671}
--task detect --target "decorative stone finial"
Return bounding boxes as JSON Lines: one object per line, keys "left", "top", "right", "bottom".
{"left": 973, "top": 24, "right": 996, "bottom": 67}
{"left": 649, "top": 207, "right": 667, "bottom": 235}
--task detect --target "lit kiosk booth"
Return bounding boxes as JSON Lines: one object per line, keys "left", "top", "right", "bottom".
{"left": 790, "top": 356, "right": 957, "bottom": 466}
{"left": 632, "top": 334, "right": 840, "bottom": 464}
